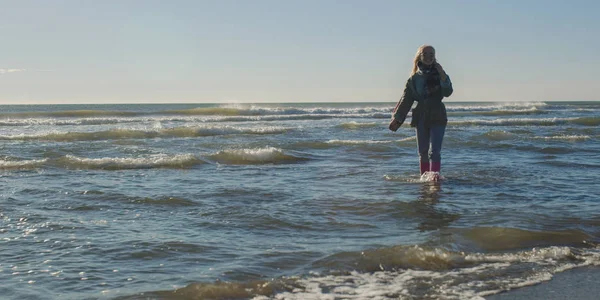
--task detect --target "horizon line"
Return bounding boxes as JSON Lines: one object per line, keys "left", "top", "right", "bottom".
{"left": 0, "top": 100, "right": 598, "bottom": 106}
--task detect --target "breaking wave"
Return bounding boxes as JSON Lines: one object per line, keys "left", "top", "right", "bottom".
{"left": 0, "top": 158, "right": 48, "bottom": 170}
{"left": 56, "top": 154, "right": 205, "bottom": 170}
{"left": 0, "top": 126, "right": 288, "bottom": 141}
{"left": 208, "top": 147, "right": 309, "bottom": 165}
{"left": 124, "top": 226, "right": 600, "bottom": 300}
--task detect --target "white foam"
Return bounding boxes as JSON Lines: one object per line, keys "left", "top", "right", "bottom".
{"left": 262, "top": 269, "right": 490, "bottom": 300}
{"left": 219, "top": 147, "right": 280, "bottom": 160}
{"left": 210, "top": 147, "right": 304, "bottom": 165}
{"left": 215, "top": 104, "right": 392, "bottom": 116}
{"left": 252, "top": 246, "right": 600, "bottom": 300}
{"left": 165, "top": 124, "right": 288, "bottom": 136}
{"left": 0, "top": 158, "right": 48, "bottom": 169}
{"left": 446, "top": 102, "right": 547, "bottom": 112}
{"left": 326, "top": 139, "right": 391, "bottom": 145}
{"left": 61, "top": 154, "right": 202, "bottom": 169}
{"left": 464, "top": 246, "right": 573, "bottom": 263}
{"left": 396, "top": 136, "right": 416, "bottom": 142}
{"left": 420, "top": 171, "right": 444, "bottom": 182}
{"left": 338, "top": 121, "right": 378, "bottom": 129}
{"left": 533, "top": 135, "right": 590, "bottom": 141}
{"left": 449, "top": 117, "right": 571, "bottom": 127}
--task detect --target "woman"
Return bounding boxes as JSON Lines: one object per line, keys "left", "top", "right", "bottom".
{"left": 389, "top": 45, "right": 453, "bottom": 179}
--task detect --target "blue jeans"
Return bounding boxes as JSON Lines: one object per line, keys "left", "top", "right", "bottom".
{"left": 416, "top": 118, "right": 446, "bottom": 163}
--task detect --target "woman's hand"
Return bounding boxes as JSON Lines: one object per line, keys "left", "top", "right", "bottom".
{"left": 434, "top": 62, "right": 448, "bottom": 81}
{"left": 389, "top": 119, "right": 402, "bottom": 132}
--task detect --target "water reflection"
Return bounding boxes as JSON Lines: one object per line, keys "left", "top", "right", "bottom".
{"left": 415, "top": 183, "right": 460, "bottom": 231}
{"left": 418, "top": 182, "right": 443, "bottom": 204}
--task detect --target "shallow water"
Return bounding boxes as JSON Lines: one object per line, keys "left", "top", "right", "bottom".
{"left": 1, "top": 101, "right": 599, "bottom": 299}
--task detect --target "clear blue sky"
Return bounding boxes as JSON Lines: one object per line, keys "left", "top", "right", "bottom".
{"left": 1, "top": 0, "right": 598, "bottom": 104}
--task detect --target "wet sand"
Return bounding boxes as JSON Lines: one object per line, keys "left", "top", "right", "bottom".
{"left": 486, "top": 266, "right": 600, "bottom": 300}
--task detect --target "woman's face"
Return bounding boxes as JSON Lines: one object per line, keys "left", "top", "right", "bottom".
{"left": 420, "top": 47, "right": 436, "bottom": 65}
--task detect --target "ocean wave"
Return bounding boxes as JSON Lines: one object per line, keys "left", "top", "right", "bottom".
{"left": 0, "top": 105, "right": 394, "bottom": 126}
{"left": 449, "top": 117, "right": 569, "bottom": 127}
{"left": 0, "top": 110, "right": 140, "bottom": 118}
{"left": 161, "top": 107, "right": 253, "bottom": 116}
{"left": 326, "top": 139, "right": 392, "bottom": 145}
{"left": 448, "top": 226, "right": 593, "bottom": 252}
{"left": 194, "top": 113, "right": 387, "bottom": 123}
{"left": 570, "top": 116, "right": 600, "bottom": 126}
{"left": 449, "top": 116, "right": 600, "bottom": 127}
{"left": 0, "top": 118, "right": 111, "bottom": 126}
{"left": 208, "top": 147, "right": 309, "bottom": 165}
{"left": 0, "top": 103, "right": 568, "bottom": 125}
{"left": 0, "top": 129, "right": 157, "bottom": 141}
{"left": 446, "top": 102, "right": 548, "bottom": 112}
{"left": 56, "top": 154, "right": 205, "bottom": 170}
{"left": 532, "top": 135, "right": 591, "bottom": 141}
{"left": 0, "top": 114, "right": 346, "bottom": 127}
{"left": 395, "top": 136, "right": 417, "bottom": 143}
{"left": 268, "top": 248, "right": 590, "bottom": 300}
{"left": 162, "top": 125, "right": 288, "bottom": 137}
{"left": 337, "top": 121, "right": 379, "bottom": 129}
{"left": 0, "top": 158, "right": 48, "bottom": 170}
{"left": 0, "top": 117, "right": 148, "bottom": 126}
{"left": 80, "top": 191, "right": 199, "bottom": 206}
{"left": 129, "top": 233, "right": 600, "bottom": 300}
{"left": 0, "top": 149, "right": 311, "bottom": 170}
{"left": 108, "top": 195, "right": 198, "bottom": 206}
{"left": 478, "top": 130, "right": 518, "bottom": 141}
{"left": 160, "top": 105, "right": 392, "bottom": 117}
{"left": 0, "top": 126, "right": 288, "bottom": 141}
{"left": 290, "top": 138, "right": 410, "bottom": 151}
{"left": 515, "top": 145, "right": 576, "bottom": 155}
{"left": 289, "top": 141, "right": 338, "bottom": 150}
{"left": 448, "top": 107, "right": 546, "bottom": 117}
{"left": 324, "top": 139, "right": 396, "bottom": 152}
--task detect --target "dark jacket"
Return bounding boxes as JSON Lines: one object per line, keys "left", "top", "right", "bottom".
{"left": 392, "top": 70, "right": 453, "bottom": 128}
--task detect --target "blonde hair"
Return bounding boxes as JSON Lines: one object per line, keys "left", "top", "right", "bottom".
{"left": 411, "top": 45, "right": 435, "bottom": 75}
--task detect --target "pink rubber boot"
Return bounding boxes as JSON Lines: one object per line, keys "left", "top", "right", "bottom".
{"left": 430, "top": 161, "right": 441, "bottom": 181}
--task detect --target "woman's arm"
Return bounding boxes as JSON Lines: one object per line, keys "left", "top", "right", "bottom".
{"left": 389, "top": 79, "right": 415, "bottom": 131}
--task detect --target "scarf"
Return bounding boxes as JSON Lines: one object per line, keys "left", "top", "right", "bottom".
{"left": 417, "top": 61, "right": 441, "bottom": 97}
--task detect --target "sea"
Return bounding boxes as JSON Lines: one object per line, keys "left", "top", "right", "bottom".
{"left": 1, "top": 101, "right": 599, "bottom": 300}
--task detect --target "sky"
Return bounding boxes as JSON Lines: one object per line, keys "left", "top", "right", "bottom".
{"left": 1, "top": 0, "right": 599, "bottom": 104}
